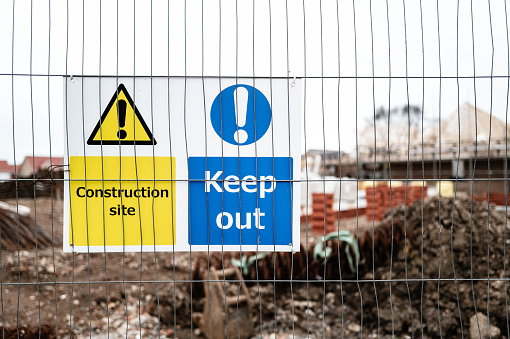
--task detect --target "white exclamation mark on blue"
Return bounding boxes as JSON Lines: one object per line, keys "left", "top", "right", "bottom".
{"left": 234, "top": 86, "right": 249, "bottom": 144}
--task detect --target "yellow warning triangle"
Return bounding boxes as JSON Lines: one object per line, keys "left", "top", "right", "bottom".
{"left": 87, "top": 84, "right": 156, "bottom": 145}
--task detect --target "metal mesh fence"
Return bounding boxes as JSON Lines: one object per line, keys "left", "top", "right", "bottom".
{"left": 0, "top": 0, "right": 509, "bottom": 338}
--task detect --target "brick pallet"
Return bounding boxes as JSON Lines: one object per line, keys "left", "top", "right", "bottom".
{"left": 310, "top": 193, "right": 338, "bottom": 233}
{"left": 486, "top": 192, "right": 510, "bottom": 206}
{"left": 366, "top": 185, "right": 427, "bottom": 221}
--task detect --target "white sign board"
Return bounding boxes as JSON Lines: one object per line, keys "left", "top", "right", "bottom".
{"left": 64, "top": 77, "right": 301, "bottom": 253}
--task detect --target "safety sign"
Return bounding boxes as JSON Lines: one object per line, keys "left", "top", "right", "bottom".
{"left": 87, "top": 84, "right": 156, "bottom": 145}
{"left": 64, "top": 77, "right": 301, "bottom": 253}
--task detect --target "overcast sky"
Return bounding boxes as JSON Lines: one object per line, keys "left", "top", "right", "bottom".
{"left": 0, "top": 0, "right": 509, "bottom": 164}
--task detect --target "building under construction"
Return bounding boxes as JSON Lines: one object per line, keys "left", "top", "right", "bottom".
{"left": 304, "top": 103, "right": 510, "bottom": 196}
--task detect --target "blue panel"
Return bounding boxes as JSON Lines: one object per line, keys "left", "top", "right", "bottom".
{"left": 188, "top": 157, "right": 293, "bottom": 246}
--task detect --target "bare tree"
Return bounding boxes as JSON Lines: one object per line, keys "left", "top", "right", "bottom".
{"left": 367, "top": 104, "right": 425, "bottom": 127}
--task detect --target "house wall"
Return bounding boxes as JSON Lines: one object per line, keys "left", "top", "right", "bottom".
{"left": 0, "top": 172, "right": 11, "bottom": 182}
{"left": 17, "top": 161, "right": 34, "bottom": 178}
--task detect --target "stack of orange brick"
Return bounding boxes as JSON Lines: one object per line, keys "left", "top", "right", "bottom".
{"left": 470, "top": 192, "right": 510, "bottom": 205}
{"left": 365, "top": 187, "right": 387, "bottom": 221}
{"left": 408, "top": 186, "right": 427, "bottom": 205}
{"left": 310, "top": 193, "right": 338, "bottom": 233}
{"left": 487, "top": 192, "right": 510, "bottom": 206}
{"left": 366, "top": 185, "right": 427, "bottom": 221}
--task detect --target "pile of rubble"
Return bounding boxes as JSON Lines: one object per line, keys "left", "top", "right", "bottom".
{"left": 0, "top": 202, "right": 55, "bottom": 250}
{"left": 192, "top": 196, "right": 510, "bottom": 338}
{"left": 346, "top": 196, "right": 510, "bottom": 338}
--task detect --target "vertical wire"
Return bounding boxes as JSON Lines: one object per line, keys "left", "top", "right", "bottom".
{"left": 166, "top": 2, "right": 177, "bottom": 338}
{"left": 435, "top": 0, "right": 444, "bottom": 335}
{"left": 215, "top": 0, "right": 232, "bottom": 336}
{"left": 401, "top": 0, "right": 416, "bottom": 336}
{"left": 114, "top": 0, "right": 129, "bottom": 336}
{"left": 334, "top": 0, "right": 345, "bottom": 337}
{"left": 418, "top": 0, "right": 425, "bottom": 336}
{"left": 368, "top": 0, "right": 381, "bottom": 336}
{"left": 352, "top": 0, "right": 364, "bottom": 335}
{"left": 217, "top": 0, "right": 232, "bottom": 335}
{"left": 486, "top": 0, "right": 495, "bottom": 334}
{"left": 284, "top": 0, "right": 296, "bottom": 336}
{"left": 252, "top": 1, "right": 264, "bottom": 336}
{"left": 267, "top": 0, "right": 278, "bottom": 335}
{"left": 318, "top": 1, "right": 328, "bottom": 338}
{"left": 449, "top": 0, "right": 465, "bottom": 335}
{"left": 131, "top": 1, "right": 147, "bottom": 336}
{"left": 47, "top": 0, "right": 60, "bottom": 335}
{"left": 28, "top": 0, "right": 43, "bottom": 336}
{"left": 469, "top": 0, "right": 481, "bottom": 334}
{"left": 131, "top": 1, "right": 143, "bottom": 302}
{"left": 78, "top": 0, "right": 94, "bottom": 337}
{"left": 64, "top": 0, "right": 78, "bottom": 337}
{"left": 11, "top": 0, "right": 21, "bottom": 339}
{"left": 182, "top": 1, "right": 194, "bottom": 337}
{"left": 97, "top": 0, "right": 111, "bottom": 336}
{"left": 503, "top": 0, "right": 510, "bottom": 336}
{"left": 266, "top": 0, "right": 279, "bottom": 336}
{"left": 0, "top": 4, "right": 9, "bottom": 331}
{"left": 199, "top": 1, "right": 212, "bottom": 338}
{"left": 0, "top": 0, "right": 14, "bottom": 317}
{"left": 148, "top": 0, "right": 163, "bottom": 337}
{"left": 234, "top": 0, "right": 241, "bottom": 270}
{"left": 11, "top": 0, "right": 23, "bottom": 337}
{"left": 234, "top": 0, "right": 244, "bottom": 336}
{"left": 383, "top": 0, "right": 395, "bottom": 335}
{"left": 301, "top": 0, "right": 311, "bottom": 336}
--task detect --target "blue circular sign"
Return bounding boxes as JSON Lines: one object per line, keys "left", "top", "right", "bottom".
{"left": 210, "top": 84, "right": 272, "bottom": 146}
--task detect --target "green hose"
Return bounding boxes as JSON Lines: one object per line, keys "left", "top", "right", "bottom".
{"left": 313, "top": 230, "right": 361, "bottom": 274}
{"left": 231, "top": 252, "right": 271, "bottom": 276}
{"left": 231, "top": 230, "right": 362, "bottom": 276}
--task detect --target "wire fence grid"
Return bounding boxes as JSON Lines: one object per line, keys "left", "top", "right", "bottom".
{"left": 0, "top": 0, "right": 509, "bottom": 338}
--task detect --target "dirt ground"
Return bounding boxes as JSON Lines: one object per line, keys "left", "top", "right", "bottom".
{"left": 0, "top": 196, "right": 509, "bottom": 338}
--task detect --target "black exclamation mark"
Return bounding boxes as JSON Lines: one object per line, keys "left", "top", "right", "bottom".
{"left": 117, "top": 99, "right": 127, "bottom": 139}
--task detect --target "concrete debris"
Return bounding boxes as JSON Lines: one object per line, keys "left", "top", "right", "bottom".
{"left": 469, "top": 313, "right": 501, "bottom": 339}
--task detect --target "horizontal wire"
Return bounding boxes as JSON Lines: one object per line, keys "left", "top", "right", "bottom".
{"left": 3, "top": 177, "right": 510, "bottom": 182}
{"left": 2, "top": 73, "right": 510, "bottom": 79}
{"left": 3, "top": 277, "right": 510, "bottom": 286}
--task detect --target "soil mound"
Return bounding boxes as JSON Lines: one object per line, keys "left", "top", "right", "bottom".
{"left": 348, "top": 197, "right": 510, "bottom": 337}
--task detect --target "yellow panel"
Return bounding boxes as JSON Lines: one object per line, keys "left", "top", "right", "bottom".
{"left": 69, "top": 156, "right": 175, "bottom": 247}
